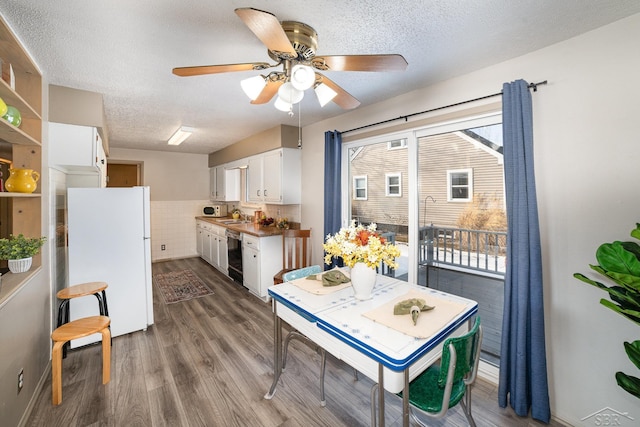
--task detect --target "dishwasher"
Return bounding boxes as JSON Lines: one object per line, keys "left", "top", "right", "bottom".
{"left": 225, "top": 229, "right": 243, "bottom": 284}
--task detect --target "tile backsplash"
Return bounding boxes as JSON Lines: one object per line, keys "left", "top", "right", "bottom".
{"left": 150, "top": 200, "right": 301, "bottom": 262}
{"left": 150, "top": 200, "right": 209, "bottom": 261}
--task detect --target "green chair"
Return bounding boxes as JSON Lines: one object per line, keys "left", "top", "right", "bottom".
{"left": 371, "top": 317, "right": 482, "bottom": 426}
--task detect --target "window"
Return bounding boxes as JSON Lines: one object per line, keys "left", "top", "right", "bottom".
{"left": 447, "top": 169, "right": 473, "bottom": 201}
{"left": 353, "top": 175, "right": 368, "bottom": 200}
{"left": 387, "top": 138, "right": 407, "bottom": 150}
{"left": 386, "top": 172, "right": 402, "bottom": 197}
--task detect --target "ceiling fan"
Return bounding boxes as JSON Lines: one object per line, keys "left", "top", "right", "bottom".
{"left": 172, "top": 7, "right": 408, "bottom": 112}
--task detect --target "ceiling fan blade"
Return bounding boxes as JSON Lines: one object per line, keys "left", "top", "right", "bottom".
{"left": 251, "top": 79, "right": 283, "bottom": 104}
{"left": 312, "top": 54, "right": 408, "bottom": 72}
{"left": 317, "top": 74, "right": 360, "bottom": 110}
{"left": 173, "top": 62, "right": 271, "bottom": 77}
{"left": 235, "top": 8, "right": 296, "bottom": 58}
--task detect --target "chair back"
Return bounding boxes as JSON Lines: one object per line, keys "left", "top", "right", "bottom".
{"left": 282, "top": 229, "right": 312, "bottom": 270}
{"left": 438, "top": 317, "right": 482, "bottom": 389}
{"left": 282, "top": 265, "right": 322, "bottom": 282}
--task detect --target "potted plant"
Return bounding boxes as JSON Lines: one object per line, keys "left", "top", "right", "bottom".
{"left": 0, "top": 234, "right": 46, "bottom": 273}
{"left": 574, "top": 223, "right": 640, "bottom": 399}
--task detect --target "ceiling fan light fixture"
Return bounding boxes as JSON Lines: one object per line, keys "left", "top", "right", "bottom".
{"left": 278, "top": 81, "right": 304, "bottom": 104}
{"left": 240, "top": 75, "right": 267, "bottom": 100}
{"left": 314, "top": 82, "right": 338, "bottom": 107}
{"left": 274, "top": 96, "right": 292, "bottom": 112}
{"left": 167, "top": 126, "right": 195, "bottom": 146}
{"left": 290, "top": 64, "right": 315, "bottom": 90}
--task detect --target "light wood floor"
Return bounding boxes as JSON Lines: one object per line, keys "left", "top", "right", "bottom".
{"left": 26, "top": 257, "right": 566, "bottom": 426}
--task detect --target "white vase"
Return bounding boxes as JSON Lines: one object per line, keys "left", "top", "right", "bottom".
{"left": 8, "top": 257, "right": 32, "bottom": 273}
{"left": 350, "top": 262, "right": 377, "bottom": 300}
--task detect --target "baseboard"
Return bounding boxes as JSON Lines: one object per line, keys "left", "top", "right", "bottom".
{"left": 478, "top": 360, "right": 499, "bottom": 384}
{"left": 18, "top": 363, "right": 50, "bottom": 427}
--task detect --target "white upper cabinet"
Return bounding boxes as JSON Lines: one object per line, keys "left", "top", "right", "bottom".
{"left": 247, "top": 148, "right": 300, "bottom": 204}
{"left": 210, "top": 166, "right": 240, "bottom": 201}
{"left": 49, "top": 122, "right": 107, "bottom": 186}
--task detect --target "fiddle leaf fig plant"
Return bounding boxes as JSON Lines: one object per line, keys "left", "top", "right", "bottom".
{"left": 574, "top": 223, "right": 640, "bottom": 399}
{"left": 0, "top": 234, "right": 46, "bottom": 260}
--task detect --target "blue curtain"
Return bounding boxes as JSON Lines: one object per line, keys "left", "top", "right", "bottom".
{"left": 498, "top": 80, "right": 550, "bottom": 423}
{"left": 324, "top": 130, "right": 342, "bottom": 269}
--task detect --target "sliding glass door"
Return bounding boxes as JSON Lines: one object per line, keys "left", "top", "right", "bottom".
{"left": 343, "top": 112, "right": 505, "bottom": 365}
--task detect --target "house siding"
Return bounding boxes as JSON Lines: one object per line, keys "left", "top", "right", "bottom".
{"left": 350, "top": 132, "right": 505, "bottom": 235}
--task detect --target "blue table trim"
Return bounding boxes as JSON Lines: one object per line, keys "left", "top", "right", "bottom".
{"left": 316, "top": 305, "right": 478, "bottom": 371}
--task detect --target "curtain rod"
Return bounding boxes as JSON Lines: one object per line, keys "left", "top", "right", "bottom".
{"left": 341, "top": 80, "right": 547, "bottom": 135}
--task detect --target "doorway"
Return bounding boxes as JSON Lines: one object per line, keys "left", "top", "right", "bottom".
{"left": 107, "top": 163, "right": 141, "bottom": 187}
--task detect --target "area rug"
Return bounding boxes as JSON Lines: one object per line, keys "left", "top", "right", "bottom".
{"left": 153, "top": 269, "right": 213, "bottom": 304}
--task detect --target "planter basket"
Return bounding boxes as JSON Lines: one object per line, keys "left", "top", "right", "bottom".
{"left": 8, "top": 257, "right": 32, "bottom": 273}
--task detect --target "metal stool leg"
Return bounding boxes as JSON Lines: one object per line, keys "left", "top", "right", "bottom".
{"left": 93, "top": 291, "right": 112, "bottom": 346}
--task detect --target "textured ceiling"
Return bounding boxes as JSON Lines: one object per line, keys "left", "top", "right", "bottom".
{"left": 1, "top": 1, "right": 639, "bottom": 154}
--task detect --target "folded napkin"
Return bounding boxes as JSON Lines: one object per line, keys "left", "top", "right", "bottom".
{"left": 393, "top": 298, "right": 435, "bottom": 325}
{"left": 307, "top": 270, "right": 351, "bottom": 287}
{"left": 290, "top": 267, "right": 352, "bottom": 295}
{"left": 362, "top": 290, "right": 467, "bottom": 338}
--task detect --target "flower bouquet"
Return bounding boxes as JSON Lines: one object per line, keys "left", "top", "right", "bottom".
{"left": 323, "top": 221, "right": 400, "bottom": 270}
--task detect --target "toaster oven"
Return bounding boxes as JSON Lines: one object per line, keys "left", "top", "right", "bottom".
{"left": 203, "top": 205, "right": 227, "bottom": 217}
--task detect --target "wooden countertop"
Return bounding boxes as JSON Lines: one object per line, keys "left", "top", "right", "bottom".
{"left": 196, "top": 216, "right": 284, "bottom": 238}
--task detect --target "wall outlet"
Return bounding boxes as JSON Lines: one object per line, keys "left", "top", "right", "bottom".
{"left": 161, "top": 244, "right": 166, "bottom": 251}
{"left": 17, "top": 368, "right": 24, "bottom": 393}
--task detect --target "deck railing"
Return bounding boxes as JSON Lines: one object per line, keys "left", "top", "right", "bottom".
{"left": 419, "top": 225, "right": 507, "bottom": 276}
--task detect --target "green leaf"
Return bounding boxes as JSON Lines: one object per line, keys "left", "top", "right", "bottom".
{"left": 607, "top": 287, "right": 640, "bottom": 311}
{"left": 624, "top": 341, "right": 640, "bottom": 370}
{"left": 630, "top": 223, "right": 640, "bottom": 241}
{"left": 615, "top": 372, "right": 640, "bottom": 399}
{"left": 597, "top": 241, "right": 640, "bottom": 276}
{"left": 573, "top": 273, "right": 611, "bottom": 291}
{"left": 600, "top": 299, "right": 640, "bottom": 325}
{"left": 605, "top": 271, "right": 640, "bottom": 293}
{"left": 621, "top": 241, "right": 640, "bottom": 260}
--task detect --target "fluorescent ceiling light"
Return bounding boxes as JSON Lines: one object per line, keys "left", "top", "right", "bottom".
{"left": 314, "top": 83, "right": 337, "bottom": 107}
{"left": 240, "top": 75, "right": 267, "bottom": 100}
{"left": 290, "top": 64, "right": 315, "bottom": 91}
{"left": 167, "top": 126, "right": 195, "bottom": 145}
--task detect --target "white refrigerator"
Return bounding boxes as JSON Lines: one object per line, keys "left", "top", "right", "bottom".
{"left": 66, "top": 186, "right": 154, "bottom": 347}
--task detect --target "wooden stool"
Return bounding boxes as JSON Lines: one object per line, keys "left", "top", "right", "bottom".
{"left": 51, "top": 316, "right": 111, "bottom": 405}
{"left": 56, "top": 282, "right": 109, "bottom": 357}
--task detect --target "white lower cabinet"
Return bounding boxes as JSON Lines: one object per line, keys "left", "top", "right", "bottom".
{"left": 197, "top": 221, "right": 228, "bottom": 274}
{"left": 241, "top": 233, "right": 282, "bottom": 301}
{"left": 242, "top": 243, "right": 260, "bottom": 296}
{"left": 196, "top": 221, "right": 206, "bottom": 256}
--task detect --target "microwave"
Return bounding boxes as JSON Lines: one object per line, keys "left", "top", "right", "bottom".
{"left": 203, "top": 205, "right": 227, "bottom": 217}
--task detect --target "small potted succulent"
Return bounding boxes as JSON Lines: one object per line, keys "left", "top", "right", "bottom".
{"left": 0, "top": 234, "right": 46, "bottom": 273}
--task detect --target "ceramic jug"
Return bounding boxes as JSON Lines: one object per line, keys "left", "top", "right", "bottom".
{"left": 5, "top": 168, "right": 40, "bottom": 193}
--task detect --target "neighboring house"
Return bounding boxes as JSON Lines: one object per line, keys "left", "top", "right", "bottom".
{"left": 350, "top": 129, "right": 504, "bottom": 237}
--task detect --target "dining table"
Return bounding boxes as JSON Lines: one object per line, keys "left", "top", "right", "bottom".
{"left": 265, "top": 270, "right": 478, "bottom": 427}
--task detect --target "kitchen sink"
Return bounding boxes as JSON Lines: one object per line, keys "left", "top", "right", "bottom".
{"left": 219, "top": 219, "right": 250, "bottom": 225}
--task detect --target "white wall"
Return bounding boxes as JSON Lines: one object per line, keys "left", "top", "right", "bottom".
{"left": 108, "top": 147, "right": 209, "bottom": 201}
{"left": 109, "top": 147, "right": 210, "bottom": 260}
{"left": 301, "top": 13, "right": 640, "bottom": 426}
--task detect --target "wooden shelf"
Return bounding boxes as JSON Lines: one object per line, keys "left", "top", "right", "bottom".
{"left": 0, "top": 192, "right": 40, "bottom": 198}
{"left": 0, "top": 266, "right": 42, "bottom": 309}
{"left": 0, "top": 78, "right": 41, "bottom": 121}
{"left": 0, "top": 13, "right": 43, "bottom": 302}
{"left": 0, "top": 118, "right": 41, "bottom": 145}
